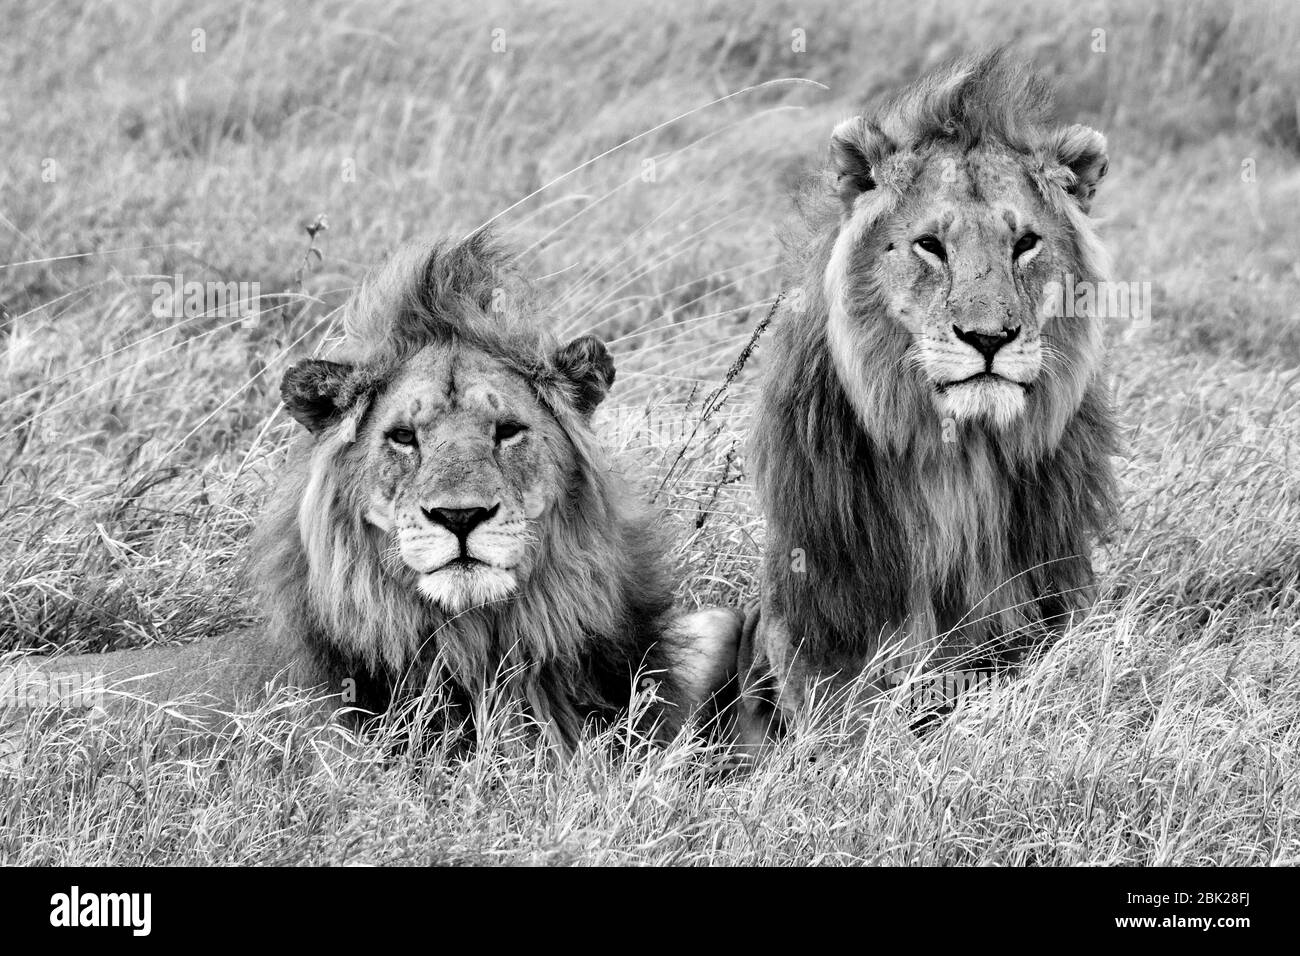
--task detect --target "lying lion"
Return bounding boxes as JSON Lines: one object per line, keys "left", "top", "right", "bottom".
{"left": 5, "top": 234, "right": 741, "bottom": 752}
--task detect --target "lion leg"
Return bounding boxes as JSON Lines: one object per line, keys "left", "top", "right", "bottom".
{"left": 667, "top": 607, "right": 743, "bottom": 715}
{"left": 1, "top": 629, "right": 317, "bottom": 732}
{"left": 734, "top": 603, "right": 784, "bottom": 751}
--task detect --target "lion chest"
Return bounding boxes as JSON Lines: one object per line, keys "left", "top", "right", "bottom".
{"left": 908, "top": 442, "right": 1014, "bottom": 614}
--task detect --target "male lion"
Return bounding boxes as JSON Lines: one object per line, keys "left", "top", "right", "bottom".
{"left": 738, "top": 52, "right": 1119, "bottom": 743}
{"left": 7, "top": 234, "right": 740, "bottom": 752}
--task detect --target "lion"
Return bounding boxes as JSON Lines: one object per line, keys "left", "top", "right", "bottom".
{"left": 737, "top": 51, "right": 1120, "bottom": 744}
{"left": 5, "top": 234, "right": 741, "bottom": 752}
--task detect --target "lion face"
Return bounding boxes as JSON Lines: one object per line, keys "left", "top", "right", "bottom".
{"left": 280, "top": 332, "right": 615, "bottom": 615}
{"left": 825, "top": 106, "right": 1109, "bottom": 435}
{"left": 361, "top": 344, "right": 562, "bottom": 612}
{"left": 872, "top": 146, "right": 1063, "bottom": 427}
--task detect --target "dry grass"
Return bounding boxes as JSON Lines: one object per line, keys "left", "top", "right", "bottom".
{"left": 1, "top": 0, "right": 1299, "bottom": 864}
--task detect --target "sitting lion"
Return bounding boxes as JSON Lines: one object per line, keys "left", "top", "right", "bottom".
{"left": 739, "top": 51, "right": 1120, "bottom": 743}
{"left": 7, "top": 234, "right": 741, "bottom": 751}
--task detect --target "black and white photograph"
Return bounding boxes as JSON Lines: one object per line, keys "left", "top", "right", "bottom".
{"left": 0, "top": 0, "right": 1295, "bottom": 907}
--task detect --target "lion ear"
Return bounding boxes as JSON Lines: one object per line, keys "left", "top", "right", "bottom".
{"left": 1045, "top": 124, "right": 1108, "bottom": 213}
{"left": 554, "top": 335, "right": 615, "bottom": 416}
{"left": 829, "top": 116, "right": 894, "bottom": 211}
{"left": 280, "top": 359, "right": 356, "bottom": 434}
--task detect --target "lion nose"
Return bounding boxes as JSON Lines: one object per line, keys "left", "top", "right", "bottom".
{"left": 422, "top": 504, "right": 499, "bottom": 541}
{"left": 953, "top": 324, "right": 1020, "bottom": 362}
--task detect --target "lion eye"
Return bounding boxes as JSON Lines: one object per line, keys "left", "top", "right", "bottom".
{"left": 913, "top": 235, "right": 947, "bottom": 262}
{"left": 1013, "top": 232, "right": 1041, "bottom": 260}
{"left": 386, "top": 427, "right": 417, "bottom": 447}
{"left": 495, "top": 421, "right": 528, "bottom": 443}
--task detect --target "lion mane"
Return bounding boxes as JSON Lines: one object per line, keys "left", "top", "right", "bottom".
{"left": 741, "top": 52, "right": 1120, "bottom": 734}
{"left": 250, "top": 234, "right": 701, "bottom": 749}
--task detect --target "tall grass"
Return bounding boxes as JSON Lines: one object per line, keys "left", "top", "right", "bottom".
{"left": 1, "top": 0, "right": 1298, "bottom": 863}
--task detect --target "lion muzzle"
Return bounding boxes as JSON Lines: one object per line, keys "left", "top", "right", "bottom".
{"left": 422, "top": 502, "right": 500, "bottom": 548}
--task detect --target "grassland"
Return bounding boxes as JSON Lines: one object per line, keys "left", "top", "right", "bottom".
{"left": 1, "top": 0, "right": 1298, "bottom": 864}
